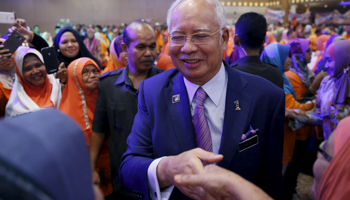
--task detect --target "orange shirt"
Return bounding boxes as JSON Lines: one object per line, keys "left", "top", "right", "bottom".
{"left": 0, "top": 83, "right": 11, "bottom": 118}
{"left": 283, "top": 93, "right": 314, "bottom": 164}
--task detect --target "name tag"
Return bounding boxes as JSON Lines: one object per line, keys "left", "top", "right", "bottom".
{"left": 238, "top": 135, "right": 259, "bottom": 152}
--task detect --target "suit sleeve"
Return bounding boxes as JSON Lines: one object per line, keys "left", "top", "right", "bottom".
{"left": 256, "top": 89, "right": 285, "bottom": 200}
{"left": 119, "top": 80, "right": 154, "bottom": 200}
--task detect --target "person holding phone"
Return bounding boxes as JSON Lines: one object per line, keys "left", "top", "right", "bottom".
{"left": 0, "top": 38, "right": 16, "bottom": 118}
{"left": 10, "top": 22, "right": 101, "bottom": 69}
{"left": 5, "top": 46, "right": 67, "bottom": 117}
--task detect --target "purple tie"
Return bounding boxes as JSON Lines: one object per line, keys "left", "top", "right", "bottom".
{"left": 193, "top": 87, "right": 213, "bottom": 153}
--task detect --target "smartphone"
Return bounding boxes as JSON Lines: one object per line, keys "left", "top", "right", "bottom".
{"left": 0, "top": 11, "right": 15, "bottom": 24}
{"left": 41, "top": 46, "right": 60, "bottom": 74}
{"left": 2, "top": 30, "right": 25, "bottom": 54}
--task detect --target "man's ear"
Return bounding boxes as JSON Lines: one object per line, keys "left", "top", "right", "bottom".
{"left": 234, "top": 35, "right": 240, "bottom": 46}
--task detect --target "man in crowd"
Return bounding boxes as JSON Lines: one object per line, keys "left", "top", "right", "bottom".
{"left": 120, "top": 0, "right": 285, "bottom": 199}
{"left": 231, "top": 12, "right": 283, "bottom": 89}
{"left": 90, "top": 20, "right": 163, "bottom": 199}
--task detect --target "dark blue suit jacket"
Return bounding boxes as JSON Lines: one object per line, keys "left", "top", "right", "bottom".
{"left": 120, "top": 62, "right": 285, "bottom": 200}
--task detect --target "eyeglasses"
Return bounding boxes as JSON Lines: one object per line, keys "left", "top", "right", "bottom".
{"left": 168, "top": 29, "right": 222, "bottom": 46}
{"left": 82, "top": 69, "right": 99, "bottom": 77}
{"left": 318, "top": 140, "right": 332, "bottom": 162}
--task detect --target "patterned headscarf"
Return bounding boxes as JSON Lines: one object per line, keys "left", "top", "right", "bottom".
{"left": 288, "top": 38, "right": 314, "bottom": 88}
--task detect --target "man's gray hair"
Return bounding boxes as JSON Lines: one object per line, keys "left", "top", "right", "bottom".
{"left": 166, "top": 0, "right": 227, "bottom": 33}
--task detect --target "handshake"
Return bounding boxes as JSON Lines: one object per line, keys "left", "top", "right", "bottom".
{"left": 157, "top": 148, "right": 272, "bottom": 200}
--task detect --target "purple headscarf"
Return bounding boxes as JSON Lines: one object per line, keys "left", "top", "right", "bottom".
{"left": 288, "top": 38, "right": 314, "bottom": 88}
{"left": 328, "top": 40, "right": 350, "bottom": 106}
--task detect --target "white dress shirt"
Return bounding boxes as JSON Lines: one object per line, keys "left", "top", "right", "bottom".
{"left": 148, "top": 63, "right": 228, "bottom": 200}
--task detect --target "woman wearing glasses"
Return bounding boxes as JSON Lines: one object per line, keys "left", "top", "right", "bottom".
{"left": 59, "top": 57, "right": 113, "bottom": 197}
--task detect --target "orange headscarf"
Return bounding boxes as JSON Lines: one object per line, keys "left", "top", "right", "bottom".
{"left": 103, "top": 36, "right": 126, "bottom": 73}
{"left": 312, "top": 35, "right": 330, "bottom": 72}
{"left": 309, "top": 34, "right": 318, "bottom": 52}
{"left": 156, "top": 42, "right": 175, "bottom": 70}
{"left": 59, "top": 58, "right": 100, "bottom": 145}
{"left": 317, "top": 116, "right": 350, "bottom": 199}
{"left": 265, "top": 31, "right": 277, "bottom": 47}
{"left": 15, "top": 47, "right": 53, "bottom": 108}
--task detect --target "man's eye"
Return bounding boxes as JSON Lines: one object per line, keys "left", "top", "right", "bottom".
{"left": 193, "top": 34, "right": 210, "bottom": 40}
{"left": 171, "top": 36, "right": 184, "bottom": 41}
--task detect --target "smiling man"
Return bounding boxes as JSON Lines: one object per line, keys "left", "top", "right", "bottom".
{"left": 120, "top": 1, "right": 285, "bottom": 200}
{"left": 90, "top": 20, "right": 163, "bottom": 199}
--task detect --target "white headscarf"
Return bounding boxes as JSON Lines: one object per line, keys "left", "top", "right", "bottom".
{"left": 5, "top": 47, "right": 62, "bottom": 117}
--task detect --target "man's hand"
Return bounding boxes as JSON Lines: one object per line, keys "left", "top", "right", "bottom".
{"left": 174, "top": 164, "right": 272, "bottom": 200}
{"left": 55, "top": 62, "right": 68, "bottom": 84}
{"left": 156, "top": 148, "right": 223, "bottom": 194}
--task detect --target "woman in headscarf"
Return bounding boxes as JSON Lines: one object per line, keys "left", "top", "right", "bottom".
{"left": 309, "top": 115, "right": 350, "bottom": 199}
{"left": 283, "top": 38, "right": 328, "bottom": 199}
{"left": 280, "top": 28, "right": 295, "bottom": 45}
{"left": 84, "top": 28, "right": 102, "bottom": 62}
{"left": 288, "top": 40, "right": 350, "bottom": 141}
{"left": 0, "top": 38, "right": 16, "bottom": 118}
{"left": 54, "top": 27, "right": 101, "bottom": 69}
{"left": 94, "top": 30, "right": 109, "bottom": 69}
{"left": 5, "top": 46, "right": 67, "bottom": 117}
{"left": 58, "top": 57, "right": 112, "bottom": 197}
{"left": 286, "top": 38, "right": 315, "bottom": 99}
{"left": 261, "top": 43, "right": 315, "bottom": 165}
{"left": 311, "top": 35, "right": 330, "bottom": 73}
{"left": 264, "top": 31, "right": 277, "bottom": 47}
{"left": 103, "top": 35, "right": 128, "bottom": 73}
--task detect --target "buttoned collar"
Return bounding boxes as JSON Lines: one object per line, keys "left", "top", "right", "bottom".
{"left": 184, "top": 62, "right": 226, "bottom": 107}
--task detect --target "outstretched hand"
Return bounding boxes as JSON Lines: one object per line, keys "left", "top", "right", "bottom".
{"left": 157, "top": 148, "right": 223, "bottom": 194}
{"left": 175, "top": 164, "right": 272, "bottom": 200}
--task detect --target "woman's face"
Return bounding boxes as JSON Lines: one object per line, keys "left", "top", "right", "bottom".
{"left": 0, "top": 54, "right": 15, "bottom": 71}
{"left": 22, "top": 54, "right": 47, "bottom": 86}
{"left": 325, "top": 52, "right": 335, "bottom": 77}
{"left": 283, "top": 56, "right": 291, "bottom": 72}
{"left": 87, "top": 30, "right": 94, "bottom": 39}
{"left": 310, "top": 133, "right": 335, "bottom": 199}
{"left": 82, "top": 64, "right": 100, "bottom": 91}
{"left": 119, "top": 51, "right": 128, "bottom": 67}
{"left": 304, "top": 48, "right": 312, "bottom": 64}
{"left": 59, "top": 32, "right": 79, "bottom": 58}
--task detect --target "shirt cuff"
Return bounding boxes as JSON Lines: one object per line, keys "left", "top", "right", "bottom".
{"left": 147, "top": 157, "right": 175, "bottom": 200}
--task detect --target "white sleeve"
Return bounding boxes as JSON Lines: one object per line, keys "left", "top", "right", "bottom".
{"left": 148, "top": 157, "right": 175, "bottom": 200}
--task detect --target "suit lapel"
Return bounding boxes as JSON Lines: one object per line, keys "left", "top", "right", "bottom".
{"left": 164, "top": 73, "right": 197, "bottom": 152}
{"left": 218, "top": 63, "right": 252, "bottom": 168}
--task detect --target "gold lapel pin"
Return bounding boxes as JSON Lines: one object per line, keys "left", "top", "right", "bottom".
{"left": 234, "top": 100, "right": 241, "bottom": 110}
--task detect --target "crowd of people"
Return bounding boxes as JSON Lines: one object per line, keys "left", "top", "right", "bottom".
{"left": 0, "top": 0, "right": 350, "bottom": 199}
